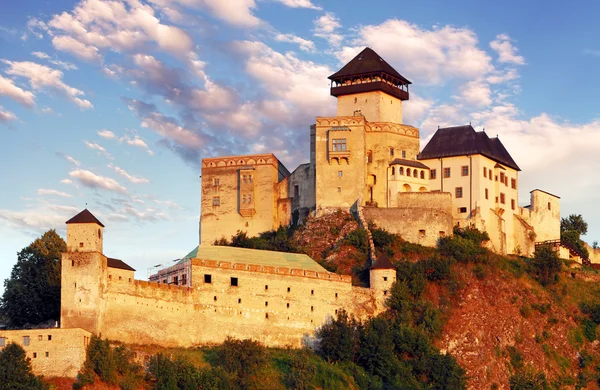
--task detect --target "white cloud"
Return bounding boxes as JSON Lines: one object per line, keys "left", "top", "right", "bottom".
{"left": 0, "top": 203, "right": 80, "bottom": 232}
{"left": 109, "top": 164, "right": 150, "bottom": 184}
{"left": 37, "top": 188, "right": 72, "bottom": 198}
{"left": 60, "top": 179, "right": 73, "bottom": 185}
{"left": 0, "top": 106, "right": 17, "bottom": 123}
{"left": 0, "top": 74, "right": 36, "bottom": 107}
{"left": 275, "top": 33, "right": 316, "bottom": 52}
{"left": 52, "top": 35, "right": 102, "bottom": 62}
{"left": 2, "top": 60, "right": 92, "bottom": 109}
{"left": 49, "top": 59, "right": 78, "bottom": 71}
{"left": 140, "top": 111, "right": 204, "bottom": 148}
{"left": 274, "top": 0, "right": 321, "bottom": 10}
{"left": 490, "top": 34, "right": 525, "bottom": 65}
{"left": 98, "top": 129, "right": 116, "bottom": 139}
{"left": 26, "top": 17, "right": 47, "bottom": 39}
{"left": 122, "top": 135, "right": 154, "bottom": 155}
{"left": 84, "top": 140, "right": 112, "bottom": 158}
{"left": 31, "top": 51, "right": 50, "bottom": 59}
{"left": 458, "top": 79, "right": 492, "bottom": 107}
{"left": 314, "top": 12, "right": 342, "bottom": 47}
{"left": 57, "top": 152, "right": 81, "bottom": 166}
{"left": 69, "top": 169, "right": 128, "bottom": 194}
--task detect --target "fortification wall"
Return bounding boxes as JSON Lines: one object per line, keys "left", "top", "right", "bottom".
{"left": 0, "top": 328, "right": 90, "bottom": 378}
{"left": 363, "top": 192, "right": 453, "bottom": 247}
{"left": 98, "top": 259, "right": 377, "bottom": 348}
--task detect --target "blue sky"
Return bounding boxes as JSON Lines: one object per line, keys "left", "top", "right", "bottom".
{"left": 1, "top": 0, "right": 599, "bottom": 291}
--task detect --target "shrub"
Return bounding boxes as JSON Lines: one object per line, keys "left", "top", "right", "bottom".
{"left": 530, "top": 245, "right": 562, "bottom": 286}
{"left": 278, "top": 350, "right": 317, "bottom": 390}
{"left": 509, "top": 369, "right": 549, "bottom": 390}
{"left": 438, "top": 234, "right": 487, "bottom": 263}
{"left": 371, "top": 227, "right": 395, "bottom": 249}
{"left": 216, "top": 338, "right": 266, "bottom": 389}
{"left": 473, "top": 264, "right": 486, "bottom": 280}
{"left": 0, "top": 343, "right": 47, "bottom": 390}
{"left": 345, "top": 229, "right": 369, "bottom": 254}
{"left": 315, "top": 310, "right": 358, "bottom": 363}
{"left": 580, "top": 318, "right": 597, "bottom": 342}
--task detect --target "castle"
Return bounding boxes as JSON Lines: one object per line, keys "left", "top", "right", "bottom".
{"left": 200, "top": 47, "right": 560, "bottom": 256}
{"left": 0, "top": 48, "right": 562, "bottom": 379}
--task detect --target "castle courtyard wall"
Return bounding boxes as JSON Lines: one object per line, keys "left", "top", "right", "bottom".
{"left": 0, "top": 328, "right": 90, "bottom": 378}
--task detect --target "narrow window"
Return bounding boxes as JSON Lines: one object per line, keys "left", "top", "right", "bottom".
{"left": 286, "top": 303, "right": 290, "bottom": 308}
{"left": 213, "top": 296, "right": 217, "bottom": 301}
{"left": 33, "top": 352, "right": 37, "bottom": 358}
{"left": 384, "top": 290, "right": 388, "bottom": 295}
{"left": 265, "top": 301, "right": 268, "bottom": 307}
{"left": 213, "top": 196, "right": 220, "bottom": 206}
{"left": 172, "top": 276, "right": 177, "bottom": 284}
{"left": 311, "top": 289, "right": 314, "bottom": 295}
{"left": 389, "top": 147, "right": 394, "bottom": 157}
{"left": 391, "top": 167, "right": 395, "bottom": 175}
{"left": 79, "top": 242, "right": 84, "bottom": 248}
{"left": 430, "top": 169, "right": 436, "bottom": 179}
{"left": 455, "top": 187, "right": 463, "bottom": 198}
{"left": 238, "top": 298, "right": 241, "bottom": 304}
{"left": 242, "top": 194, "right": 246, "bottom": 204}
{"left": 402, "top": 150, "right": 406, "bottom": 158}
{"left": 287, "top": 287, "right": 291, "bottom": 292}
{"left": 72, "top": 260, "right": 75, "bottom": 267}
{"left": 500, "top": 172, "right": 505, "bottom": 184}
{"left": 265, "top": 313, "right": 269, "bottom": 319}
{"left": 548, "top": 202, "right": 551, "bottom": 210}
{"left": 248, "top": 194, "right": 252, "bottom": 203}
{"left": 443, "top": 167, "right": 451, "bottom": 178}
{"left": 242, "top": 175, "right": 247, "bottom": 184}
{"left": 495, "top": 196, "right": 499, "bottom": 203}
{"left": 458, "top": 207, "right": 467, "bottom": 213}
{"left": 511, "top": 199, "right": 515, "bottom": 210}
{"left": 461, "top": 165, "right": 469, "bottom": 176}
{"left": 400, "top": 167, "right": 404, "bottom": 175}
{"left": 483, "top": 167, "right": 487, "bottom": 178}
{"left": 204, "top": 274, "right": 212, "bottom": 284}
{"left": 213, "top": 178, "right": 219, "bottom": 186}
{"left": 311, "top": 306, "right": 314, "bottom": 312}
{"left": 294, "top": 185, "right": 299, "bottom": 197}
{"left": 337, "top": 187, "right": 341, "bottom": 193}
{"left": 511, "top": 178, "right": 516, "bottom": 189}
{"left": 0, "top": 337, "right": 5, "bottom": 347}
{"left": 335, "top": 293, "right": 338, "bottom": 298}
{"left": 265, "top": 285, "right": 268, "bottom": 290}
{"left": 338, "top": 171, "right": 343, "bottom": 178}
{"left": 367, "top": 150, "right": 373, "bottom": 163}
{"left": 23, "top": 336, "right": 30, "bottom": 346}
{"left": 45, "top": 352, "right": 49, "bottom": 357}
{"left": 495, "top": 175, "right": 498, "bottom": 182}
{"left": 383, "top": 276, "right": 388, "bottom": 282}
{"left": 230, "top": 277, "right": 238, "bottom": 287}
{"left": 420, "top": 170, "right": 425, "bottom": 179}
{"left": 500, "top": 193, "right": 506, "bottom": 204}
{"left": 248, "top": 175, "right": 253, "bottom": 184}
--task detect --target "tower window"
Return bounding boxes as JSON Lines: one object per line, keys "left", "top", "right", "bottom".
{"left": 402, "top": 150, "right": 406, "bottom": 158}
{"left": 420, "top": 171, "right": 425, "bottom": 179}
{"left": 455, "top": 187, "right": 463, "bottom": 198}
{"left": 98, "top": 229, "right": 101, "bottom": 239}
{"left": 338, "top": 171, "right": 343, "bottom": 178}
{"left": 230, "top": 277, "right": 238, "bottom": 287}
{"left": 511, "top": 178, "right": 516, "bottom": 189}
{"left": 242, "top": 175, "right": 247, "bottom": 184}
{"left": 332, "top": 138, "right": 347, "bottom": 151}
{"left": 383, "top": 276, "right": 388, "bottom": 281}
{"left": 287, "top": 287, "right": 291, "bottom": 292}
{"left": 311, "top": 289, "right": 314, "bottom": 295}
{"left": 265, "top": 285, "right": 268, "bottom": 290}
{"left": 287, "top": 303, "right": 290, "bottom": 308}
{"left": 443, "top": 167, "right": 451, "bottom": 178}
{"left": 483, "top": 167, "right": 487, "bottom": 178}
{"left": 23, "top": 336, "right": 30, "bottom": 346}
{"left": 485, "top": 188, "right": 489, "bottom": 200}
{"left": 511, "top": 199, "right": 515, "bottom": 210}
{"left": 204, "top": 274, "right": 212, "bottom": 283}
{"left": 461, "top": 166, "right": 469, "bottom": 176}
{"left": 213, "top": 197, "right": 220, "bottom": 206}
{"left": 248, "top": 175, "right": 253, "bottom": 184}
{"left": 294, "top": 185, "right": 299, "bottom": 197}
{"left": 0, "top": 337, "right": 5, "bottom": 347}
{"left": 242, "top": 194, "right": 246, "bottom": 204}
{"left": 548, "top": 202, "right": 551, "bottom": 210}
{"left": 367, "top": 150, "right": 372, "bottom": 163}
{"left": 500, "top": 193, "right": 506, "bottom": 204}
{"left": 337, "top": 187, "right": 341, "bottom": 192}
{"left": 213, "top": 178, "right": 219, "bottom": 186}
{"left": 399, "top": 167, "right": 404, "bottom": 175}
{"left": 389, "top": 148, "right": 394, "bottom": 157}
{"left": 79, "top": 242, "right": 84, "bottom": 248}
{"left": 458, "top": 207, "right": 467, "bottom": 213}
{"left": 392, "top": 167, "right": 395, "bottom": 175}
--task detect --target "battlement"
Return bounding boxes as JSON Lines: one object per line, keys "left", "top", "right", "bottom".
{"left": 190, "top": 258, "right": 352, "bottom": 283}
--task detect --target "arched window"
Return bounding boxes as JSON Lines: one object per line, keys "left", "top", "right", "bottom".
{"left": 420, "top": 170, "right": 425, "bottom": 179}
{"left": 391, "top": 167, "right": 395, "bottom": 175}
{"left": 399, "top": 167, "right": 404, "bottom": 175}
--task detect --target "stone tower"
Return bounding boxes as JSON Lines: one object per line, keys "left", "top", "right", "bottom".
{"left": 61, "top": 209, "right": 107, "bottom": 333}
{"left": 369, "top": 253, "right": 396, "bottom": 303}
{"left": 328, "top": 47, "right": 411, "bottom": 124}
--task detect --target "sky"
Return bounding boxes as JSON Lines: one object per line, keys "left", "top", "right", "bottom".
{"left": 1, "top": 0, "right": 599, "bottom": 292}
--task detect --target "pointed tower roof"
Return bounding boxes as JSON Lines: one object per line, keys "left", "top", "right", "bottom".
{"left": 370, "top": 253, "right": 395, "bottom": 270}
{"left": 65, "top": 209, "right": 105, "bottom": 227}
{"left": 329, "top": 47, "right": 411, "bottom": 85}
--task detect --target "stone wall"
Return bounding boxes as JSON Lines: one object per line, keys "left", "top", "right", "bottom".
{"left": 363, "top": 192, "right": 453, "bottom": 247}
{"left": 0, "top": 328, "right": 90, "bottom": 378}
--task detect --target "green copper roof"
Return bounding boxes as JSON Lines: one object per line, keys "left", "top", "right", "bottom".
{"left": 181, "top": 245, "right": 327, "bottom": 272}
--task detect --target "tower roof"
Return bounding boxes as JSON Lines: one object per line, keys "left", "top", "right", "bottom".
{"left": 329, "top": 47, "right": 411, "bottom": 85}
{"left": 418, "top": 125, "right": 520, "bottom": 171}
{"left": 65, "top": 209, "right": 105, "bottom": 227}
{"left": 370, "top": 253, "right": 395, "bottom": 270}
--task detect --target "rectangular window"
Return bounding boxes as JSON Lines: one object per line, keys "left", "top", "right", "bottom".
{"left": 287, "top": 287, "right": 291, "bottom": 292}
{"left": 293, "top": 185, "right": 299, "bottom": 197}
{"left": 489, "top": 174, "right": 492, "bottom": 182}
{"left": 33, "top": 352, "right": 37, "bottom": 358}
{"left": 311, "top": 289, "right": 314, "bottom": 295}
{"left": 500, "top": 172, "right": 505, "bottom": 184}
{"left": 337, "top": 187, "right": 341, "bottom": 193}
{"left": 548, "top": 202, "right": 551, "bottom": 210}
{"left": 511, "top": 178, "right": 516, "bottom": 189}
{"left": 511, "top": 199, "right": 515, "bottom": 210}
{"left": 213, "top": 178, "right": 219, "bottom": 186}
{"left": 265, "top": 285, "right": 268, "bottom": 290}
{"left": 430, "top": 169, "right": 437, "bottom": 179}
{"left": 461, "top": 165, "right": 469, "bottom": 176}
{"left": 389, "top": 148, "right": 394, "bottom": 157}
{"left": 495, "top": 196, "right": 498, "bottom": 203}
{"left": 204, "top": 274, "right": 212, "bottom": 284}
{"left": 181, "top": 274, "right": 187, "bottom": 285}
{"left": 230, "top": 277, "right": 238, "bottom": 287}
{"left": 248, "top": 194, "right": 252, "bottom": 203}
{"left": 458, "top": 207, "right": 467, "bottom": 213}
{"left": 242, "top": 175, "right": 247, "bottom": 184}
{"left": 173, "top": 276, "right": 178, "bottom": 285}
{"left": 500, "top": 193, "right": 506, "bottom": 204}
{"left": 38, "top": 335, "right": 43, "bottom": 341}
{"left": 443, "top": 167, "right": 451, "bottom": 178}
{"left": 483, "top": 167, "right": 487, "bottom": 178}
{"left": 401, "top": 150, "right": 406, "bottom": 158}
{"left": 332, "top": 138, "right": 347, "bottom": 151}
{"left": 23, "top": 336, "right": 30, "bottom": 346}
{"left": 485, "top": 188, "right": 489, "bottom": 200}
{"left": 338, "top": 171, "right": 343, "bottom": 178}
{"left": 0, "top": 337, "right": 5, "bottom": 347}
{"left": 248, "top": 175, "right": 253, "bottom": 184}
{"left": 212, "top": 197, "right": 220, "bottom": 206}
{"left": 495, "top": 175, "right": 498, "bottom": 182}
{"left": 45, "top": 352, "right": 49, "bottom": 357}
{"left": 455, "top": 187, "right": 463, "bottom": 198}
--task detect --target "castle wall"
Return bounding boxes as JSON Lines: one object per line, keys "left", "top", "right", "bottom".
{"left": 337, "top": 90, "right": 403, "bottom": 123}
{"left": 96, "top": 259, "right": 378, "bottom": 348}
{"left": 288, "top": 163, "right": 315, "bottom": 225}
{"left": 363, "top": 192, "right": 453, "bottom": 247}
{"left": 0, "top": 328, "right": 91, "bottom": 378}
{"left": 527, "top": 190, "right": 561, "bottom": 243}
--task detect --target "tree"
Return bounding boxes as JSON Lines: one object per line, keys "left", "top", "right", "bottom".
{"left": 560, "top": 214, "right": 589, "bottom": 260}
{"left": 561, "top": 214, "right": 588, "bottom": 236}
{"left": 530, "top": 245, "right": 562, "bottom": 286}
{"left": 0, "top": 343, "right": 47, "bottom": 390}
{"left": 0, "top": 230, "right": 66, "bottom": 327}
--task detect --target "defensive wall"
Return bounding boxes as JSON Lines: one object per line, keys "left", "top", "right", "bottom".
{"left": 0, "top": 328, "right": 91, "bottom": 378}
{"left": 363, "top": 192, "right": 453, "bottom": 247}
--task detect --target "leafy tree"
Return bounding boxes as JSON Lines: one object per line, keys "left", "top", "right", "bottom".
{"left": 0, "top": 343, "right": 47, "bottom": 390}
{"left": 315, "top": 309, "right": 359, "bottom": 363}
{"left": 561, "top": 214, "right": 588, "bottom": 236}
{"left": 216, "top": 338, "right": 266, "bottom": 389}
{"left": 560, "top": 214, "right": 590, "bottom": 260}
{"left": 0, "top": 230, "right": 66, "bottom": 327}
{"left": 530, "top": 245, "right": 562, "bottom": 286}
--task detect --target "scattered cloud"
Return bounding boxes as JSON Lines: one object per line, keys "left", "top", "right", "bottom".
{"left": 458, "top": 79, "right": 492, "bottom": 107}
{"left": 60, "top": 179, "right": 73, "bottom": 185}
{"left": 0, "top": 106, "right": 17, "bottom": 123}
{"left": 56, "top": 152, "right": 81, "bottom": 166}
{"left": 37, "top": 188, "right": 72, "bottom": 198}
{"left": 313, "top": 12, "right": 342, "bottom": 47}
{"left": 97, "top": 129, "right": 116, "bottom": 139}
{"left": 97, "top": 129, "right": 154, "bottom": 155}
{"left": 109, "top": 164, "right": 150, "bottom": 184}
{"left": 1, "top": 60, "right": 92, "bottom": 108}
{"left": 0, "top": 203, "right": 79, "bottom": 233}
{"left": 69, "top": 169, "right": 128, "bottom": 194}
{"left": 490, "top": 34, "right": 525, "bottom": 65}
{"left": 275, "top": 33, "right": 316, "bottom": 52}
{"left": 31, "top": 51, "right": 50, "bottom": 59}
{"left": 274, "top": 0, "right": 322, "bottom": 10}
{"left": 0, "top": 74, "right": 36, "bottom": 107}
{"left": 52, "top": 35, "right": 102, "bottom": 62}
{"left": 84, "top": 140, "right": 112, "bottom": 158}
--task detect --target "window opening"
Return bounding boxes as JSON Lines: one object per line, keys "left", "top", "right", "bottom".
{"left": 23, "top": 336, "right": 30, "bottom": 346}
{"left": 455, "top": 187, "right": 463, "bottom": 198}
{"left": 204, "top": 274, "right": 212, "bottom": 284}
{"left": 230, "top": 277, "right": 238, "bottom": 287}
{"left": 443, "top": 167, "right": 451, "bottom": 178}
{"left": 461, "top": 165, "right": 469, "bottom": 176}
{"left": 459, "top": 207, "right": 467, "bottom": 213}
{"left": 213, "top": 197, "right": 220, "bottom": 206}
{"left": 430, "top": 169, "right": 436, "bottom": 179}
{"left": 338, "top": 171, "right": 343, "bottom": 178}
{"left": 332, "top": 138, "right": 347, "bottom": 151}
{"left": 294, "top": 185, "right": 299, "bottom": 197}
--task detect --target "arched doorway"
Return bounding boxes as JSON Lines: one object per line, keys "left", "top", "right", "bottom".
{"left": 402, "top": 184, "right": 412, "bottom": 192}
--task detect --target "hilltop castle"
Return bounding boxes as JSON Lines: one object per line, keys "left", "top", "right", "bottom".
{"left": 200, "top": 47, "right": 560, "bottom": 256}
{"left": 0, "top": 48, "right": 562, "bottom": 379}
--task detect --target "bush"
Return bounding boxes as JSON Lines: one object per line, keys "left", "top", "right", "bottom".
{"left": 146, "top": 353, "right": 231, "bottom": 390}
{"left": 530, "top": 245, "right": 562, "bottom": 286}
{"left": 438, "top": 233, "right": 488, "bottom": 263}
{"left": 216, "top": 338, "right": 266, "bottom": 389}
{"left": 0, "top": 343, "right": 47, "bottom": 390}
{"left": 215, "top": 227, "right": 302, "bottom": 254}
{"left": 315, "top": 310, "right": 358, "bottom": 363}
{"left": 277, "top": 350, "right": 317, "bottom": 390}
{"left": 509, "top": 368, "right": 549, "bottom": 390}
{"left": 371, "top": 227, "right": 395, "bottom": 249}
{"left": 345, "top": 229, "right": 369, "bottom": 254}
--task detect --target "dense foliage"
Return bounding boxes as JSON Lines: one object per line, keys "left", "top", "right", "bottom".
{"left": 560, "top": 214, "right": 589, "bottom": 260}
{"left": 214, "top": 227, "right": 301, "bottom": 253}
{"left": 0, "top": 343, "right": 47, "bottom": 390}
{"left": 0, "top": 230, "right": 66, "bottom": 327}
{"left": 529, "top": 245, "right": 562, "bottom": 286}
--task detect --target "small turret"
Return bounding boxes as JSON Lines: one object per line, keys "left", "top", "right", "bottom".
{"left": 65, "top": 209, "right": 104, "bottom": 253}
{"left": 369, "top": 253, "right": 396, "bottom": 296}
